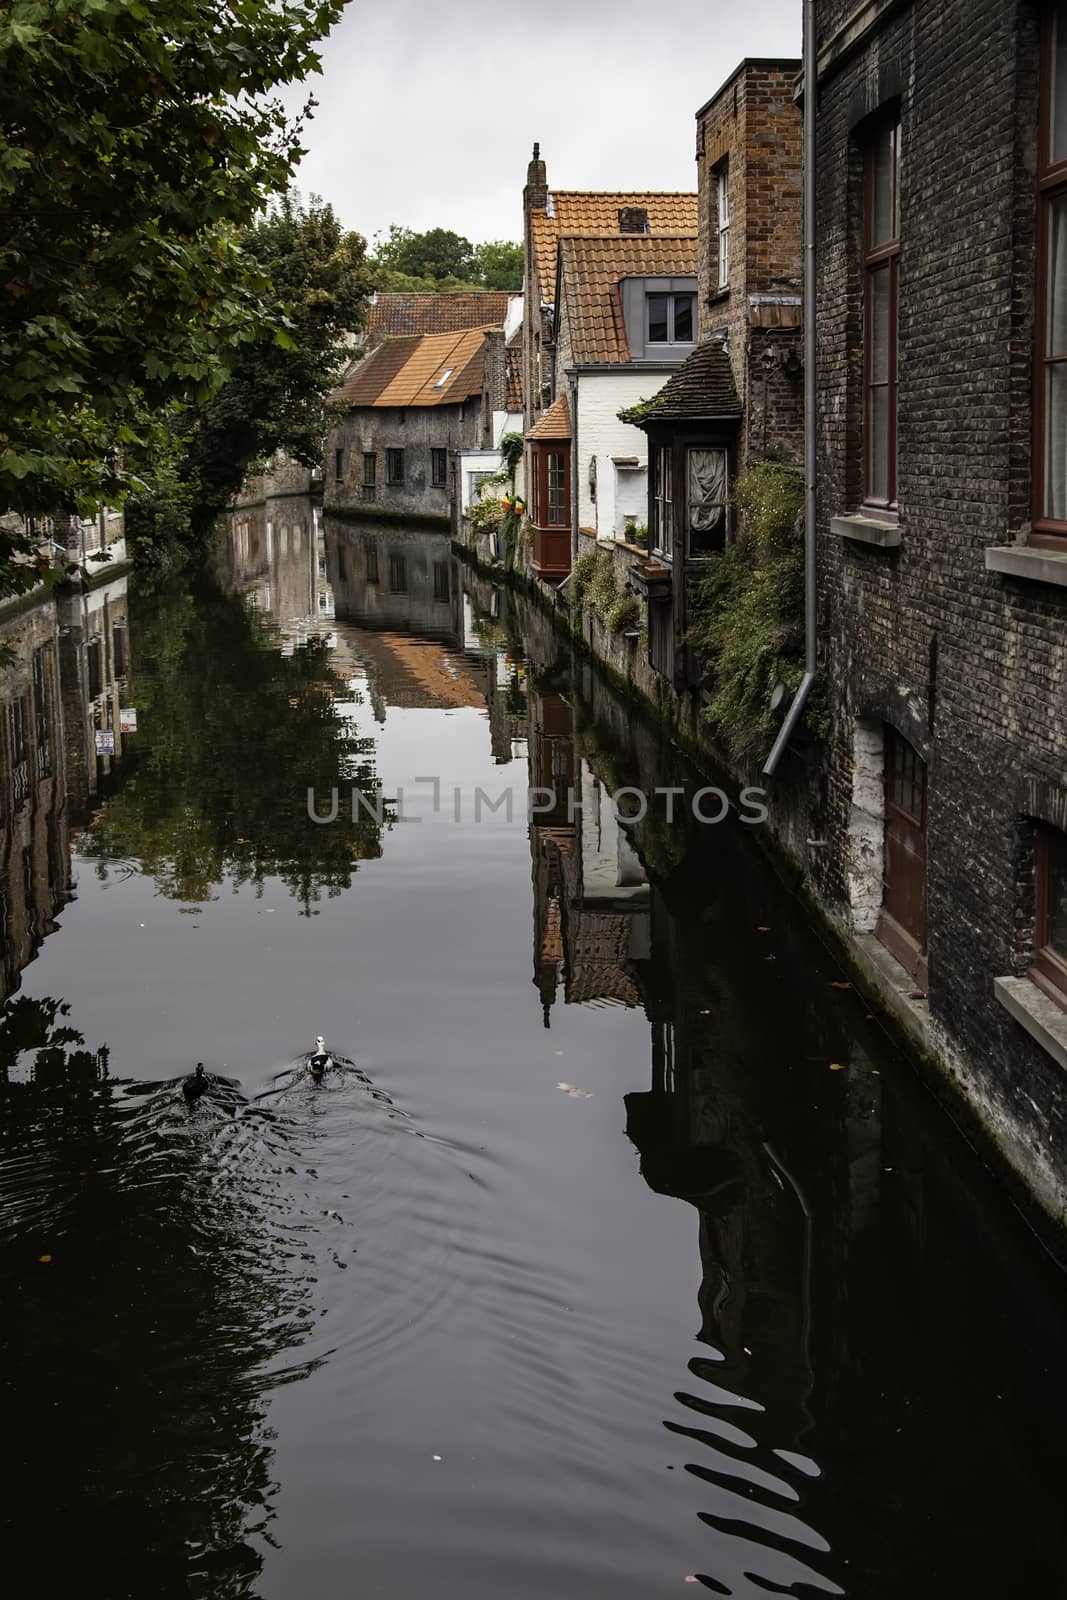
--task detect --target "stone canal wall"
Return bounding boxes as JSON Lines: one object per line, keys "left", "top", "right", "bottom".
{"left": 455, "top": 522, "right": 1067, "bottom": 1251}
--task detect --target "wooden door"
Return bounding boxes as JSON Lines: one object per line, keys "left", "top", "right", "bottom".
{"left": 877, "top": 726, "right": 928, "bottom": 985}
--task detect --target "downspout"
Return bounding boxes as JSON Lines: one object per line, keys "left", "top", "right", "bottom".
{"left": 763, "top": 0, "right": 817, "bottom": 777}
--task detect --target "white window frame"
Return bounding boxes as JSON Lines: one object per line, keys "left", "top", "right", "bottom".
{"left": 717, "top": 165, "right": 730, "bottom": 289}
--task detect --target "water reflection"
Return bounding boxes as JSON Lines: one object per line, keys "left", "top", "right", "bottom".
{"left": 0, "top": 505, "right": 1064, "bottom": 1599}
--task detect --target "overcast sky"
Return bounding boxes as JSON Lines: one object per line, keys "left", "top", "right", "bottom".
{"left": 283, "top": 0, "right": 801, "bottom": 249}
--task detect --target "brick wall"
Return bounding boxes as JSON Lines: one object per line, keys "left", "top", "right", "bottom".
{"left": 814, "top": 0, "right": 1067, "bottom": 1220}
{"left": 696, "top": 59, "right": 803, "bottom": 467}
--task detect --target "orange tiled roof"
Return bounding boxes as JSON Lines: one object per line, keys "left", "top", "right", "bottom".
{"left": 527, "top": 392, "right": 571, "bottom": 441}
{"left": 331, "top": 327, "right": 493, "bottom": 410}
{"left": 529, "top": 191, "right": 698, "bottom": 298}
{"left": 559, "top": 234, "right": 698, "bottom": 365}
{"left": 365, "top": 291, "right": 513, "bottom": 343}
{"left": 505, "top": 345, "right": 524, "bottom": 413}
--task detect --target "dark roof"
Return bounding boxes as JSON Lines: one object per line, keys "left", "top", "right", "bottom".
{"left": 365, "top": 291, "right": 513, "bottom": 342}
{"left": 628, "top": 341, "right": 742, "bottom": 426}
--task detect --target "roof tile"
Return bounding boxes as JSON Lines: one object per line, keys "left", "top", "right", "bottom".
{"left": 530, "top": 191, "right": 698, "bottom": 297}
{"left": 365, "top": 291, "right": 513, "bottom": 342}
{"left": 332, "top": 327, "right": 493, "bottom": 409}
{"left": 559, "top": 235, "right": 698, "bottom": 365}
{"left": 527, "top": 393, "right": 571, "bottom": 441}
{"left": 628, "top": 340, "right": 742, "bottom": 424}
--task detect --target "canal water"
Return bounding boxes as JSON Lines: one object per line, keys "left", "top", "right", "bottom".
{"left": 2, "top": 500, "right": 1065, "bottom": 1600}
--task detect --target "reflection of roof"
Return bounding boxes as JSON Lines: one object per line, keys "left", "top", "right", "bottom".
{"left": 559, "top": 235, "right": 698, "bottom": 365}
{"left": 341, "top": 629, "right": 485, "bottom": 710}
{"left": 530, "top": 192, "right": 698, "bottom": 294}
{"left": 566, "top": 911, "right": 642, "bottom": 1008}
{"left": 629, "top": 340, "right": 742, "bottom": 424}
{"left": 366, "top": 292, "right": 512, "bottom": 342}
{"left": 527, "top": 392, "right": 571, "bottom": 441}
{"left": 332, "top": 328, "right": 492, "bottom": 409}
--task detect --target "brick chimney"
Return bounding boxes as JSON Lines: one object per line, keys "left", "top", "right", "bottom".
{"left": 525, "top": 142, "right": 548, "bottom": 212}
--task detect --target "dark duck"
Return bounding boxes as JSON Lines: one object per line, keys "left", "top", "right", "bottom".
{"left": 182, "top": 1062, "right": 209, "bottom": 1104}
{"left": 307, "top": 1036, "right": 334, "bottom": 1080}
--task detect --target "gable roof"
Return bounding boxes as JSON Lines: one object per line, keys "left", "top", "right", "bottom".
{"left": 527, "top": 392, "right": 571, "bottom": 441}
{"left": 627, "top": 340, "right": 742, "bottom": 424}
{"left": 365, "top": 291, "right": 513, "bottom": 343}
{"left": 331, "top": 327, "right": 493, "bottom": 410}
{"left": 558, "top": 234, "right": 699, "bottom": 366}
{"left": 529, "top": 191, "right": 698, "bottom": 298}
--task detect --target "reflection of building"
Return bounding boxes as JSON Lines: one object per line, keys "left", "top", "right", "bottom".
{"left": 526, "top": 678, "right": 651, "bottom": 1023}
{"left": 0, "top": 576, "right": 133, "bottom": 1003}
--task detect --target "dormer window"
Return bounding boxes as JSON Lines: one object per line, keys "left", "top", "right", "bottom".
{"left": 647, "top": 292, "right": 695, "bottom": 346}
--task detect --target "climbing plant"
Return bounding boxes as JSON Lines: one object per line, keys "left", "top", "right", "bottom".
{"left": 687, "top": 460, "right": 827, "bottom": 760}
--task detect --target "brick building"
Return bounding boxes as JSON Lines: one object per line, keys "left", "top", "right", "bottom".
{"left": 629, "top": 59, "right": 803, "bottom": 687}
{"left": 811, "top": 0, "right": 1067, "bottom": 1226}
{"left": 325, "top": 326, "right": 507, "bottom": 524}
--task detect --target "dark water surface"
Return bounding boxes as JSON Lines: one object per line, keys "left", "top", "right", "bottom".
{"left": 2, "top": 501, "right": 1065, "bottom": 1599}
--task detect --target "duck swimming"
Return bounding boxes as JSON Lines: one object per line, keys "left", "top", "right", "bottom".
{"left": 182, "top": 1062, "right": 209, "bottom": 1103}
{"left": 307, "top": 1036, "right": 334, "bottom": 1080}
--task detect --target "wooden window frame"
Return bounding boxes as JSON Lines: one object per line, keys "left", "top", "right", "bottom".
{"left": 652, "top": 444, "right": 673, "bottom": 557}
{"left": 531, "top": 442, "right": 570, "bottom": 529}
{"left": 431, "top": 447, "right": 448, "bottom": 489}
{"left": 863, "top": 115, "right": 901, "bottom": 517}
{"left": 1033, "top": 5, "right": 1067, "bottom": 542}
{"left": 361, "top": 452, "right": 377, "bottom": 489}
{"left": 386, "top": 447, "right": 405, "bottom": 486}
{"left": 1033, "top": 823, "right": 1067, "bottom": 1005}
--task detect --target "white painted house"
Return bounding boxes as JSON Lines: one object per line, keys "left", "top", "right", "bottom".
{"left": 554, "top": 230, "right": 698, "bottom": 544}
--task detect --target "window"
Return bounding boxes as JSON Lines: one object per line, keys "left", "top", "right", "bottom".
{"left": 716, "top": 165, "right": 730, "bottom": 289}
{"left": 386, "top": 448, "right": 404, "bottom": 485}
{"left": 362, "top": 452, "right": 377, "bottom": 489}
{"left": 467, "top": 470, "right": 494, "bottom": 507}
{"left": 388, "top": 553, "right": 407, "bottom": 592}
{"left": 1034, "top": 825, "right": 1067, "bottom": 1004}
{"left": 431, "top": 448, "right": 448, "bottom": 488}
{"left": 433, "top": 561, "right": 450, "bottom": 602}
{"left": 1037, "top": 5, "right": 1067, "bottom": 535}
{"left": 530, "top": 445, "right": 570, "bottom": 529}
{"left": 87, "top": 638, "right": 102, "bottom": 701}
{"left": 652, "top": 446, "right": 673, "bottom": 556}
{"left": 334, "top": 448, "right": 344, "bottom": 483}
{"left": 547, "top": 451, "right": 567, "bottom": 524}
{"left": 863, "top": 115, "right": 901, "bottom": 511}
{"left": 647, "top": 293, "right": 696, "bottom": 346}
{"left": 687, "top": 447, "right": 729, "bottom": 555}
{"left": 112, "top": 626, "right": 126, "bottom": 678}
{"left": 366, "top": 543, "right": 380, "bottom": 584}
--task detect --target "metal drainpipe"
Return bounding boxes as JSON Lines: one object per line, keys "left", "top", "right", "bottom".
{"left": 763, "top": 0, "right": 817, "bottom": 778}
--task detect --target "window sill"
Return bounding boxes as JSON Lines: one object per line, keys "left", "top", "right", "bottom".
{"left": 831, "top": 513, "right": 901, "bottom": 548}
{"left": 985, "top": 544, "right": 1067, "bottom": 588}
{"left": 993, "top": 975, "right": 1067, "bottom": 1072}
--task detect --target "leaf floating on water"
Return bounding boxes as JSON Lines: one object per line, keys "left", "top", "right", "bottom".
{"left": 828, "top": 1062, "right": 847, "bottom": 1072}
{"left": 756, "top": 926, "right": 771, "bottom": 933}
{"left": 38, "top": 1254, "right": 52, "bottom": 1263}
{"left": 831, "top": 981, "right": 851, "bottom": 990}
{"left": 557, "top": 1082, "right": 593, "bottom": 1098}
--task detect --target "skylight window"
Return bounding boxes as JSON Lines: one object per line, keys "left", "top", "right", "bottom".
{"left": 434, "top": 368, "right": 454, "bottom": 388}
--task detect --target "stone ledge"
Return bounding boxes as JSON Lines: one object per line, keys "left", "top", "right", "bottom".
{"left": 993, "top": 975, "right": 1067, "bottom": 1072}
{"left": 831, "top": 513, "right": 902, "bottom": 548}
{"left": 852, "top": 932, "right": 933, "bottom": 1049}
{"left": 985, "top": 544, "right": 1067, "bottom": 588}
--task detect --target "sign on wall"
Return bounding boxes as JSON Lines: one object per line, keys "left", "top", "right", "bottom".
{"left": 119, "top": 708, "right": 137, "bottom": 733}
{"left": 95, "top": 729, "right": 115, "bottom": 756}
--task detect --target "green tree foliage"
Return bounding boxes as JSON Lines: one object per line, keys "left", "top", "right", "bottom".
{"left": 79, "top": 582, "right": 388, "bottom": 911}
{"left": 0, "top": 0, "right": 345, "bottom": 580}
{"left": 369, "top": 227, "right": 523, "bottom": 292}
{"left": 183, "top": 194, "right": 372, "bottom": 518}
{"left": 472, "top": 240, "right": 523, "bottom": 290}
{"left": 687, "top": 461, "right": 827, "bottom": 760}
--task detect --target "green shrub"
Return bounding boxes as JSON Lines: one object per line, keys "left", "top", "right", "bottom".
{"left": 605, "top": 592, "right": 641, "bottom": 634}
{"left": 588, "top": 554, "right": 618, "bottom": 617}
{"left": 687, "top": 460, "right": 827, "bottom": 759}
{"left": 468, "top": 495, "right": 505, "bottom": 533}
{"left": 569, "top": 546, "right": 599, "bottom": 606}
